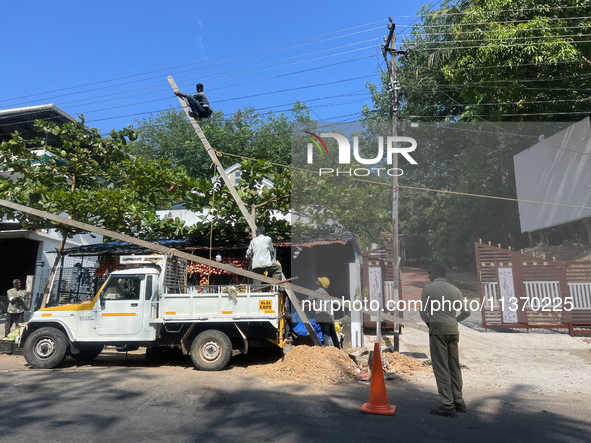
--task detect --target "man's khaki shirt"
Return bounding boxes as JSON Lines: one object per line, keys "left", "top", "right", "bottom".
{"left": 420, "top": 278, "right": 465, "bottom": 335}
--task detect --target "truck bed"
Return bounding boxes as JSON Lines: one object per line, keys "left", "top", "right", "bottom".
{"left": 155, "top": 285, "right": 281, "bottom": 325}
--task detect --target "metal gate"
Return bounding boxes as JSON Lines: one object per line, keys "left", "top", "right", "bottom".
{"left": 476, "top": 242, "right": 591, "bottom": 336}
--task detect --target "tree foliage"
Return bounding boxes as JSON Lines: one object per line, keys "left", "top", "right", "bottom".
{"left": 183, "top": 159, "right": 291, "bottom": 243}
{"left": 0, "top": 118, "right": 199, "bottom": 306}
{"left": 129, "top": 106, "right": 293, "bottom": 180}
{"left": 362, "top": 0, "right": 591, "bottom": 265}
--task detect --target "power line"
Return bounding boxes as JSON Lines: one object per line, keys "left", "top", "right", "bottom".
{"left": 406, "top": 111, "right": 590, "bottom": 118}
{"left": 0, "top": 23, "right": 386, "bottom": 106}
{"left": 69, "top": 56, "right": 376, "bottom": 116}
{"left": 405, "top": 72, "right": 591, "bottom": 88}
{"left": 424, "top": 59, "right": 589, "bottom": 73}
{"left": 403, "top": 14, "right": 591, "bottom": 30}
{"left": 425, "top": 39, "right": 591, "bottom": 52}
{"left": 409, "top": 32, "right": 591, "bottom": 47}
{"left": 0, "top": 86, "right": 374, "bottom": 134}
{"left": 2, "top": 40, "right": 380, "bottom": 110}
{"left": 0, "top": 55, "right": 378, "bottom": 129}
{"left": 403, "top": 23, "right": 591, "bottom": 38}
{"left": 415, "top": 4, "right": 591, "bottom": 18}
{"left": 201, "top": 143, "right": 591, "bottom": 212}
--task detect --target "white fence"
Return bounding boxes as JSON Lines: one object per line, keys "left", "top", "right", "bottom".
{"left": 481, "top": 281, "right": 591, "bottom": 310}
{"left": 523, "top": 281, "right": 562, "bottom": 308}
{"left": 569, "top": 283, "right": 591, "bottom": 310}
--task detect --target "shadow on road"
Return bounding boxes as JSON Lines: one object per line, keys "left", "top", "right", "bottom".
{"left": 1, "top": 351, "right": 590, "bottom": 443}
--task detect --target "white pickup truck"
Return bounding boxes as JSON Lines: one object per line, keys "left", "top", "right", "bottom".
{"left": 19, "top": 255, "right": 287, "bottom": 370}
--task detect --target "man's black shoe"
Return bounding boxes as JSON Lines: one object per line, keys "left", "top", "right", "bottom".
{"left": 455, "top": 404, "right": 467, "bottom": 413}
{"left": 430, "top": 407, "right": 457, "bottom": 418}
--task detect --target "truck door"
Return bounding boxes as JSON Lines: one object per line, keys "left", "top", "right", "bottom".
{"left": 96, "top": 275, "right": 144, "bottom": 336}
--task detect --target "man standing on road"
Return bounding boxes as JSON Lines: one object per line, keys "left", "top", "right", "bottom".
{"left": 420, "top": 262, "right": 470, "bottom": 418}
{"left": 174, "top": 83, "right": 213, "bottom": 121}
{"left": 6, "top": 279, "right": 26, "bottom": 337}
{"left": 246, "top": 227, "right": 282, "bottom": 280}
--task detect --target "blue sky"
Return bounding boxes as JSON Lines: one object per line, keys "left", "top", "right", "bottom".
{"left": 1, "top": 0, "right": 436, "bottom": 133}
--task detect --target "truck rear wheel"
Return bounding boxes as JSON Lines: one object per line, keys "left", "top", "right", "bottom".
{"left": 70, "top": 345, "right": 103, "bottom": 362}
{"left": 23, "top": 327, "right": 68, "bottom": 369}
{"left": 190, "top": 329, "right": 232, "bottom": 371}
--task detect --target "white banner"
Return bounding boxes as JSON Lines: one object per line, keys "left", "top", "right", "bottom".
{"left": 498, "top": 267, "right": 518, "bottom": 323}
{"left": 368, "top": 267, "right": 382, "bottom": 322}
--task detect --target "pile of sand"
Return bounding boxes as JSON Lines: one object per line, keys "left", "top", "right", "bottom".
{"left": 249, "top": 345, "right": 359, "bottom": 385}
{"left": 384, "top": 351, "right": 429, "bottom": 375}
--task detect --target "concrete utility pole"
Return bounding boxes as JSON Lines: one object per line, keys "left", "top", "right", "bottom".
{"left": 382, "top": 18, "right": 408, "bottom": 349}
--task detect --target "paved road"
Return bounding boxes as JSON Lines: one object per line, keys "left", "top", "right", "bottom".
{"left": 1, "top": 346, "right": 590, "bottom": 443}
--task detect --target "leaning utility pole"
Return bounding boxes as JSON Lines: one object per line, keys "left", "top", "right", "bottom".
{"left": 168, "top": 76, "right": 257, "bottom": 237}
{"left": 168, "top": 76, "right": 321, "bottom": 345}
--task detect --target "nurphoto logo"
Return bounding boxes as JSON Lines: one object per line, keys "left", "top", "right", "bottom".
{"left": 304, "top": 132, "right": 418, "bottom": 177}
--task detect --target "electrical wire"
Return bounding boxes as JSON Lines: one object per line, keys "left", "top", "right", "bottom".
{"left": 2, "top": 39, "right": 380, "bottom": 110}
{"left": 408, "top": 32, "right": 591, "bottom": 48}
{"left": 427, "top": 59, "right": 590, "bottom": 73}
{"left": 403, "top": 23, "right": 591, "bottom": 38}
{"left": 69, "top": 56, "right": 376, "bottom": 116}
{"left": 401, "top": 14, "right": 591, "bottom": 30}
{"left": 0, "top": 21, "right": 386, "bottom": 105}
{"left": 200, "top": 141, "right": 591, "bottom": 212}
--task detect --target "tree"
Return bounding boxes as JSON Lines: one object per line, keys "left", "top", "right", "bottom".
{"left": 290, "top": 121, "right": 395, "bottom": 250}
{"left": 183, "top": 159, "right": 291, "bottom": 244}
{"left": 369, "top": 0, "right": 591, "bottom": 123}
{"left": 0, "top": 118, "right": 199, "bottom": 308}
{"left": 361, "top": 0, "right": 591, "bottom": 265}
{"left": 129, "top": 106, "right": 294, "bottom": 181}
{"left": 129, "top": 103, "right": 313, "bottom": 244}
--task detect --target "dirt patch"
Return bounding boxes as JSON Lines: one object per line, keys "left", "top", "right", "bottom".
{"left": 422, "top": 359, "right": 470, "bottom": 370}
{"left": 523, "top": 243, "right": 591, "bottom": 262}
{"left": 247, "top": 345, "right": 359, "bottom": 385}
{"left": 384, "top": 352, "right": 429, "bottom": 375}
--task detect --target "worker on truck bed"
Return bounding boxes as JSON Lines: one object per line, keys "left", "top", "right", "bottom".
{"left": 174, "top": 82, "right": 213, "bottom": 121}
{"left": 246, "top": 227, "right": 282, "bottom": 280}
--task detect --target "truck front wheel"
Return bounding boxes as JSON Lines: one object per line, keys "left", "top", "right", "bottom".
{"left": 190, "top": 329, "right": 232, "bottom": 371}
{"left": 23, "top": 327, "right": 69, "bottom": 369}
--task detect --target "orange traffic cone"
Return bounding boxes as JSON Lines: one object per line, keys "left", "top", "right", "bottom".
{"left": 361, "top": 342, "right": 397, "bottom": 415}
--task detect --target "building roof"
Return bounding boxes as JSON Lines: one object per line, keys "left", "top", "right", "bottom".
{"left": 62, "top": 232, "right": 361, "bottom": 256}
{"left": 62, "top": 239, "right": 195, "bottom": 256}
{"left": 0, "top": 104, "right": 78, "bottom": 142}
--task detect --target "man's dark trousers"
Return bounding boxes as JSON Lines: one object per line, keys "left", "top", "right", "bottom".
{"left": 429, "top": 333, "right": 466, "bottom": 411}
{"left": 252, "top": 263, "right": 283, "bottom": 282}
{"left": 187, "top": 95, "right": 212, "bottom": 118}
{"left": 5, "top": 312, "right": 24, "bottom": 336}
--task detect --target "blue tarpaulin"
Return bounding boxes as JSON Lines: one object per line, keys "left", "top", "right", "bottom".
{"left": 291, "top": 313, "right": 324, "bottom": 344}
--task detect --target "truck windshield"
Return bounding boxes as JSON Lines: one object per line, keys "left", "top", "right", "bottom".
{"left": 100, "top": 275, "right": 143, "bottom": 301}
